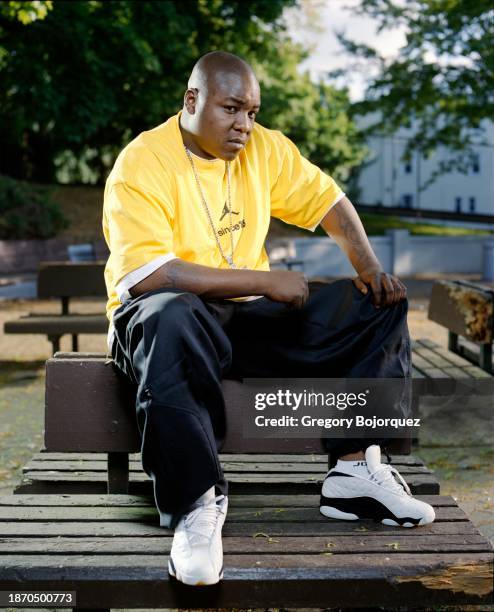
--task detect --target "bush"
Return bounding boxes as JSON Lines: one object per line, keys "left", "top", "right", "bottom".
{"left": 0, "top": 175, "right": 68, "bottom": 239}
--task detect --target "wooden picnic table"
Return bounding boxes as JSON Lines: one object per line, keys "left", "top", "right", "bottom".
{"left": 2, "top": 335, "right": 492, "bottom": 609}
{"left": 4, "top": 261, "right": 107, "bottom": 353}
{"left": 0, "top": 492, "right": 492, "bottom": 609}
{"left": 428, "top": 279, "right": 494, "bottom": 373}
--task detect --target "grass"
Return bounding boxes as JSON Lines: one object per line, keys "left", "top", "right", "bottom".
{"left": 312, "top": 212, "right": 492, "bottom": 237}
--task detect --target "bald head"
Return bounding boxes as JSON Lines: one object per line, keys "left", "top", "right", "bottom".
{"left": 180, "top": 51, "right": 261, "bottom": 161}
{"left": 188, "top": 51, "right": 257, "bottom": 94}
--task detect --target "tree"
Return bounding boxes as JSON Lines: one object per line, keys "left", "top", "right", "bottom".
{"left": 0, "top": 0, "right": 365, "bottom": 186}
{"left": 0, "top": 1, "right": 52, "bottom": 24}
{"left": 340, "top": 0, "right": 494, "bottom": 172}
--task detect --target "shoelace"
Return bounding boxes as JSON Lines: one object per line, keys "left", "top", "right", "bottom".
{"left": 184, "top": 495, "right": 225, "bottom": 545}
{"left": 369, "top": 464, "right": 411, "bottom": 496}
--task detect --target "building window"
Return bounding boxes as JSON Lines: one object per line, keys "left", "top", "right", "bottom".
{"left": 402, "top": 194, "right": 413, "bottom": 208}
{"left": 472, "top": 153, "right": 480, "bottom": 174}
{"left": 455, "top": 197, "right": 462, "bottom": 213}
{"left": 469, "top": 197, "right": 476, "bottom": 212}
{"left": 404, "top": 160, "right": 412, "bottom": 174}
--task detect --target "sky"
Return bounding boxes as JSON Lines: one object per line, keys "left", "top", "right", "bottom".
{"left": 285, "top": 0, "right": 407, "bottom": 101}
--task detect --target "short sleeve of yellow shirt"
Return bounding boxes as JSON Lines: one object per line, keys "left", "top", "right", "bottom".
{"left": 267, "top": 129, "right": 343, "bottom": 231}
{"left": 103, "top": 142, "right": 176, "bottom": 314}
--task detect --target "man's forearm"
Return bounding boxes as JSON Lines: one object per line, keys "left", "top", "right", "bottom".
{"left": 129, "top": 258, "right": 271, "bottom": 299}
{"left": 320, "top": 196, "right": 382, "bottom": 274}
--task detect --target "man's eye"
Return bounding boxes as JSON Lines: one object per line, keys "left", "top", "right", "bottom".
{"left": 225, "top": 106, "right": 237, "bottom": 113}
{"left": 248, "top": 111, "right": 257, "bottom": 119}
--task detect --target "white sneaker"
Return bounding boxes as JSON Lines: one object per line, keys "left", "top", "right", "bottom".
{"left": 168, "top": 492, "right": 228, "bottom": 585}
{"left": 320, "top": 445, "right": 435, "bottom": 527}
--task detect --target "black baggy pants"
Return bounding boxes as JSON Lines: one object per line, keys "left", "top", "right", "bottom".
{"left": 111, "top": 279, "right": 411, "bottom": 528}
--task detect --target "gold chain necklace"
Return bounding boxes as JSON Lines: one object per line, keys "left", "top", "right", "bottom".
{"left": 184, "top": 146, "right": 236, "bottom": 268}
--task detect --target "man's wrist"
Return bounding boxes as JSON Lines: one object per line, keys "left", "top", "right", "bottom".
{"left": 356, "top": 262, "right": 383, "bottom": 277}
{"left": 249, "top": 270, "right": 271, "bottom": 296}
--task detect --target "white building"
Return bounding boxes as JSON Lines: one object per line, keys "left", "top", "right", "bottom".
{"left": 356, "top": 117, "right": 494, "bottom": 215}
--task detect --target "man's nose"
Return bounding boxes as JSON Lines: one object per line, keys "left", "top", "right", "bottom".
{"left": 233, "top": 112, "right": 251, "bottom": 133}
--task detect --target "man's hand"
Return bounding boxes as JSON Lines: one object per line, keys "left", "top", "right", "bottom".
{"left": 352, "top": 269, "right": 407, "bottom": 308}
{"left": 264, "top": 270, "right": 309, "bottom": 309}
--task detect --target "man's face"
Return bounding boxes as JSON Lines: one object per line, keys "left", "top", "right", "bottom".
{"left": 186, "top": 71, "right": 261, "bottom": 161}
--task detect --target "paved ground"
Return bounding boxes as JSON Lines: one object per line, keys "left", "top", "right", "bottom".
{"left": 0, "top": 295, "right": 492, "bottom": 551}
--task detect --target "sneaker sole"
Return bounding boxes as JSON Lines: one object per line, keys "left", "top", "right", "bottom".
{"left": 320, "top": 505, "right": 359, "bottom": 521}
{"left": 320, "top": 496, "right": 432, "bottom": 527}
{"left": 168, "top": 558, "right": 223, "bottom": 586}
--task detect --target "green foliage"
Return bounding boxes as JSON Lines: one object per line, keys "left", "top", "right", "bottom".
{"left": 343, "top": 0, "right": 494, "bottom": 172}
{"left": 0, "top": 175, "right": 67, "bottom": 239}
{"left": 251, "top": 40, "right": 367, "bottom": 184}
{"left": 0, "top": 0, "right": 365, "bottom": 187}
{"left": 0, "top": 1, "right": 52, "bottom": 24}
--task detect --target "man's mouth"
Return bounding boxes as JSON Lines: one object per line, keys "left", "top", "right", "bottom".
{"left": 227, "top": 138, "right": 247, "bottom": 147}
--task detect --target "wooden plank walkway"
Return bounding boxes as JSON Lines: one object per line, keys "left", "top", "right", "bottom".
{"left": 16, "top": 453, "right": 441, "bottom": 495}
{"left": 0, "top": 493, "right": 492, "bottom": 609}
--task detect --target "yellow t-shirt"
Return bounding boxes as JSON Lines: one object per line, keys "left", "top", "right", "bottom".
{"left": 103, "top": 113, "right": 343, "bottom": 321}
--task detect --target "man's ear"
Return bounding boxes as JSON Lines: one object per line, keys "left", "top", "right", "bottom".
{"left": 184, "top": 88, "right": 198, "bottom": 115}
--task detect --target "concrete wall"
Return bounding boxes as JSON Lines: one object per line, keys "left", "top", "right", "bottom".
{"left": 269, "top": 231, "right": 494, "bottom": 277}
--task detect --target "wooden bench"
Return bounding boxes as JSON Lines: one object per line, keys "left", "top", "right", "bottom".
{"left": 429, "top": 279, "right": 494, "bottom": 373}
{"left": 3, "top": 262, "right": 108, "bottom": 353}
{"left": 3, "top": 341, "right": 493, "bottom": 609}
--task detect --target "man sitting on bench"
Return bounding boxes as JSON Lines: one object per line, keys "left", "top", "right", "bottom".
{"left": 103, "top": 51, "right": 435, "bottom": 587}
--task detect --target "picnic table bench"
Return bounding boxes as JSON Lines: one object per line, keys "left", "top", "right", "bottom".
{"left": 428, "top": 279, "right": 494, "bottom": 373}
{"left": 2, "top": 339, "right": 493, "bottom": 609}
{"left": 3, "top": 261, "right": 108, "bottom": 353}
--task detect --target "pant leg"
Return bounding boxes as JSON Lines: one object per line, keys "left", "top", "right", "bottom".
{"left": 111, "top": 289, "right": 233, "bottom": 528}
{"left": 226, "top": 278, "right": 411, "bottom": 459}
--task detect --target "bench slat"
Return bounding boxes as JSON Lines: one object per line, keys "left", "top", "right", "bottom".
{"left": 0, "top": 505, "right": 466, "bottom": 522}
{"left": 35, "top": 452, "right": 428, "bottom": 465}
{"left": 415, "top": 341, "right": 474, "bottom": 367}
{"left": 19, "top": 469, "right": 440, "bottom": 486}
{"left": 413, "top": 347, "right": 454, "bottom": 370}
{"left": 0, "top": 519, "right": 480, "bottom": 537}
{"left": 1, "top": 553, "right": 491, "bottom": 608}
{"left": 0, "top": 493, "right": 457, "bottom": 507}
{"left": 1, "top": 535, "right": 489, "bottom": 555}
{"left": 1, "top": 551, "right": 491, "bottom": 579}
{"left": 463, "top": 365, "right": 493, "bottom": 378}
{"left": 23, "top": 460, "right": 431, "bottom": 475}
{"left": 4, "top": 314, "right": 108, "bottom": 334}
